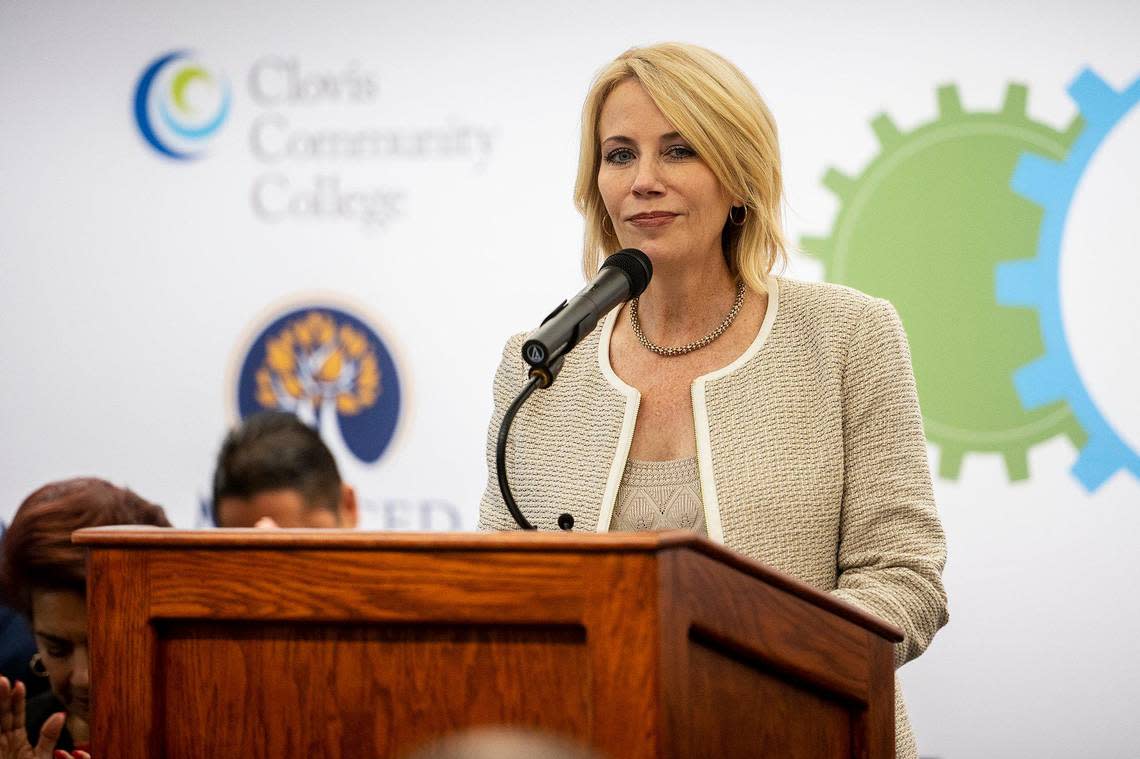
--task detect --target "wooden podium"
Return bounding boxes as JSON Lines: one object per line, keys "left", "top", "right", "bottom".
{"left": 74, "top": 529, "right": 901, "bottom": 758}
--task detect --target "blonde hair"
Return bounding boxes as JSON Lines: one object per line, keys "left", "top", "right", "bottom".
{"left": 574, "top": 43, "right": 787, "bottom": 292}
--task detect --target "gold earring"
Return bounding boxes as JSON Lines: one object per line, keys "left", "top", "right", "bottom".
{"left": 602, "top": 215, "right": 615, "bottom": 236}
{"left": 29, "top": 652, "right": 49, "bottom": 678}
{"left": 729, "top": 205, "right": 747, "bottom": 226}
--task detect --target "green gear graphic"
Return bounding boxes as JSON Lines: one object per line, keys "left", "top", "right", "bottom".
{"left": 801, "top": 84, "right": 1087, "bottom": 480}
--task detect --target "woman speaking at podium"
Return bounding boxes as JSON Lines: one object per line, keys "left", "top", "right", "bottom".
{"left": 479, "top": 43, "right": 947, "bottom": 758}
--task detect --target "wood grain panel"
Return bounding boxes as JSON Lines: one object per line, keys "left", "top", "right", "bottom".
{"left": 147, "top": 550, "right": 590, "bottom": 622}
{"left": 87, "top": 551, "right": 160, "bottom": 757}
{"left": 582, "top": 553, "right": 658, "bottom": 759}
{"left": 78, "top": 531, "right": 902, "bottom": 759}
{"left": 853, "top": 630, "right": 895, "bottom": 759}
{"left": 158, "top": 622, "right": 589, "bottom": 758}
{"left": 686, "top": 637, "right": 853, "bottom": 758}
{"left": 665, "top": 550, "right": 875, "bottom": 704}
{"left": 73, "top": 527, "right": 902, "bottom": 644}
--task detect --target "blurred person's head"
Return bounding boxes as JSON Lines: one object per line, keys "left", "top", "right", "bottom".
{"left": 212, "top": 411, "right": 358, "bottom": 528}
{"left": 0, "top": 478, "right": 170, "bottom": 735}
{"left": 405, "top": 727, "right": 601, "bottom": 759}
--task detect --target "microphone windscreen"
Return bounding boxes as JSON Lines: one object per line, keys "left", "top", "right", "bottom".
{"left": 602, "top": 249, "right": 653, "bottom": 298}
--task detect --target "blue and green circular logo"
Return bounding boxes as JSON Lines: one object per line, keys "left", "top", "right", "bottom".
{"left": 134, "top": 50, "right": 230, "bottom": 160}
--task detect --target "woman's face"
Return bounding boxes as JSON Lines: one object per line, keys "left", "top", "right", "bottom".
{"left": 596, "top": 79, "right": 732, "bottom": 271}
{"left": 31, "top": 589, "right": 89, "bottom": 724}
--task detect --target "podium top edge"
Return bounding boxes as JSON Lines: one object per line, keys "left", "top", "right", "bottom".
{"left": 72, "top": 528, "right": 903, "bottom": 641}
{"left": 72, "top": 527, "right": 695, "bottom": 551}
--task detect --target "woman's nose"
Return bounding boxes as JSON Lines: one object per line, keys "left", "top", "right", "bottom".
{"left": 71, "top": 646, "right": 89, "bottom": 690}
{"left": 631, "top": 158, "right": 665, "bottom": 196}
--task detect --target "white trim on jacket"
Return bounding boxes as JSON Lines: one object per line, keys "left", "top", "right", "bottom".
{"left": 595, "top": 278, "right": 782, "bottom": 542}
{"left": 596, "top": 312, "right": 639, "bottom": 533}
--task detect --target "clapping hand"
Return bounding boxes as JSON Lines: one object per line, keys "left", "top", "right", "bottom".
{"left": 0, "top": 676, "right": 89, "bottom": 759}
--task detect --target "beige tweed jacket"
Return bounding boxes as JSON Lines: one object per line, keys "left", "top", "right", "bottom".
{"left": 479, "top": 276, "right": 949, "bottom": 758}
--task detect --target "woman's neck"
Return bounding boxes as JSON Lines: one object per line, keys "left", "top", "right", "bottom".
{"left": 632, "top": 256, "right": 739, "bottom": 344}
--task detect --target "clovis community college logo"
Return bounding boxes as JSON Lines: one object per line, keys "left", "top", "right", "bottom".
{"left": 234, "top": 304, "right": 402, "bottom": 464}
{"left": 134, "top": 50, "right": 230, "bottom": 159}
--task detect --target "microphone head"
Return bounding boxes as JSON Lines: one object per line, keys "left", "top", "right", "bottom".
{"left": 601, "top": 248, "right": 653, "bottom": 298}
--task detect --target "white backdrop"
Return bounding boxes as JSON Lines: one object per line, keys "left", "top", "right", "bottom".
{"left": 2, "top": 2, "right": 1138, "bottom": 756}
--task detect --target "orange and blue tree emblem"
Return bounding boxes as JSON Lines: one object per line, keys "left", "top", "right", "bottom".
{"left": 236, "top": 306, "right": 400, "bottom": 464}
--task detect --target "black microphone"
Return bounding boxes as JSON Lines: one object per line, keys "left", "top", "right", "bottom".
{"left": 497, "top": 248, "right": 652, "bottom": 532}
{"left": 522, "top": 248, "right": 652, "bottom": 387}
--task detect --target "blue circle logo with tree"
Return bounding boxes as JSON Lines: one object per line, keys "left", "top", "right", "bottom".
{"left": 235, "top": 305, "right": 402, "bottom": 464}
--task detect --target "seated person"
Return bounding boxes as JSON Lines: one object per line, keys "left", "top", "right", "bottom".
{"left": 0, "top": 603, "right": 41, "bottom": 699}
{"left": 212, "top": 411, "right": 358, "bottom": 529}
{"left": 1, "top": 521, "right": 43, "bottom": 700}
{"left": 0, "top": 477, "right": 171, "bottom": 758}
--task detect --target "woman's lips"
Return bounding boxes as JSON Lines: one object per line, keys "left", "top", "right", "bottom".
{"left": 627, "top": 212, "right": 678, "bottom": 228}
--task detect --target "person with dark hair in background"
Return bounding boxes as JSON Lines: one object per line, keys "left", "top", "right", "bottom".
{"left": 0, "top": 478, "right": 171, "bottom": 759}
{"left": 212, "top": 411, "right": 359, "bottom": 529}
{"left": 0, "top": 523, "right": 43, "bottom": 704}
{"left": 0, "top": 607, "right": 38, "bottom": 700}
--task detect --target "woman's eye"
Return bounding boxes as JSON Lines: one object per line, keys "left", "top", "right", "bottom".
{"left": 665, "top": 145, "right": 696, "bottom": 160}
{"left": 604, "top": 147, "right": 636, "bottom": 164}
{"left": 46, "top": 647, "right": 71, "bottom": 658}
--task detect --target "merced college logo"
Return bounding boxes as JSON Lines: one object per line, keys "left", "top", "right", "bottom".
{"left": 134, "top": 51, "right": 230, "bottom": 159}
{"left": 234, "top": 303, "right": 402, "bottom": 464}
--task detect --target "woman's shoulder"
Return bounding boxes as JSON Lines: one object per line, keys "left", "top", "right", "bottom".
{"left": 774, "top": 276, "right": 886, "bottom": 321}
{"left": 770, "top": 277, "right": 913, "bottom": 385}
{"left": 772, "top": 276, "right": 896, "bottom": 345}
{"left": 489, "top": 331, "right": 529, "bottom": 402}
{"left": 489, "top": 320, "right": 610, "bottom": 402}
{"left": 492, "top": 314, "right": 609, "bottom": 376}
{"left": 492, "top": 331, "right": 528, "bottom": 365}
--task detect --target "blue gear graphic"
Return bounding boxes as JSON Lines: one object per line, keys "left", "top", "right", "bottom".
{"left": 996, "top": 69, "right": 1140, "bottom": 490}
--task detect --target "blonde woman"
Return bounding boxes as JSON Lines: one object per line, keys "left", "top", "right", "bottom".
{"left": 479, "top": 43, "right": 947, "bottom": 757}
